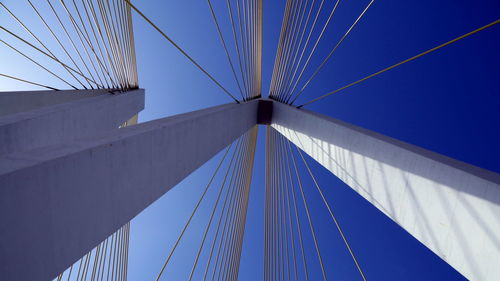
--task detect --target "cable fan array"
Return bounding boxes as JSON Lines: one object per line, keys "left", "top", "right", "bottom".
{"left": 153, "top": 127, "right": 258, "bottom": 281}
{"left": 207, "top": 0, "right": 263, "bottom": 101}
{"left": 265, "top": 127, "right": 366, "bottom": 281}
{"left": 0, "top": 0, "right": 138, "bottom": 91}
{"left": 54, "top": 223, "right": 130, "bottom": 281}
{"left": 268, "top": 0, "right": 375, "bottom": 105}
{"left": 125, "top": 0, "right": 262, "bottom": 102}
{"left": 268, "top": 0, "right": 499, "bottom": 107}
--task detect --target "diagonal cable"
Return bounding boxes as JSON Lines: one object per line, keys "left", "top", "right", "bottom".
{"left": 290, "top": 0, "right": 375, "bottom": 104}
{"left": 124, "top": 0, "right": 239, "bottom": 102}
{"left": 295, "top": 145, "right": 368, "bottom": 281}
{"left": 154, "top": 143, "right": 234, "bottom": 281}
{"left": 0, "top": 73, "right": 60, "bottom": 90}
{"left": 287, "top": 133, "right": 328, "bottom": 281}
{"left": 285, "top": 0, "right": 341, "bottom": 102}
{"left": 299, "top": 18, "right": 500, "bottom": 107}
{"left": 207, "top": 0, "right": 245, "bottom": 100}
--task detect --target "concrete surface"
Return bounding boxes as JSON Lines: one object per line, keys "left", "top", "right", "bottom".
{"left": 0, "top": 89, "right": 145, "bottom": 155}
{"left": 0, "top": 99, "right": 257, "bottom": 281}
{"left": 271, "top": 101, "right": 500, "bottom": 281}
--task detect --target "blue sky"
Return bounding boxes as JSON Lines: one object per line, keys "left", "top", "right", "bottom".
{"left": 1, "top": 0, "right": 499, "bottom": 280}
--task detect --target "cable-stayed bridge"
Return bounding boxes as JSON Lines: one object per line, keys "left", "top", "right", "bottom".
{"left": 0, "top": 1, "right": 499, "bottom": 281}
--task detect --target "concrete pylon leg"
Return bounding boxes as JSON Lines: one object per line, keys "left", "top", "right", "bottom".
{"left": 271, "top": 102, "right": 500, "bottom": 281}
{"left": 0, "top": 89, "right": 145, "bottom": 155}
{"left": 0, "top": 100, "right": 258, "bottom": 281}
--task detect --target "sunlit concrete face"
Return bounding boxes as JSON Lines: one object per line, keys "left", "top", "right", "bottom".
{"left": 271, "top": 101, "right": 500, "bottom": 281}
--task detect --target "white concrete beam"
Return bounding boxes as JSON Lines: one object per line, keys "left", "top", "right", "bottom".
{"left": 0, "top": 100, "right": 258, "bottom": 281}
{"left": 271, "top": 101, "right": 500, "bottom": 281}
{"left": 0, "top": 89, "right": 145, "bottom": 155}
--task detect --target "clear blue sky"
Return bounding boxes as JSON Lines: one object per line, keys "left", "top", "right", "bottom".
{"left": 1, "top": 0, "right": 499, "bottom": 280}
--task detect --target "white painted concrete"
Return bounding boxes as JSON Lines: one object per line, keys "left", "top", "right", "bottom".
{"left": 0, "top": 100, "right": 257, "bottom": 281}
{"left": 0, "top": 89, "right": 108, "bottom": 116}
{"left": 271, "top": 102, "right": 500, "bottom": 281}
{"left": 0, "top": 89, "right": 145, "bottom": 155}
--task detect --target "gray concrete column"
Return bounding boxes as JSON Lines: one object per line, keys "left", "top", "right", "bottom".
{"left": 0, "top": 100, "right": 258, "bottom": 281}
{"left": 0, "top": 89, "right": 145, "bottom": 155}
{"left": 271, "top": 101, "right": 500, "bottom": 281}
